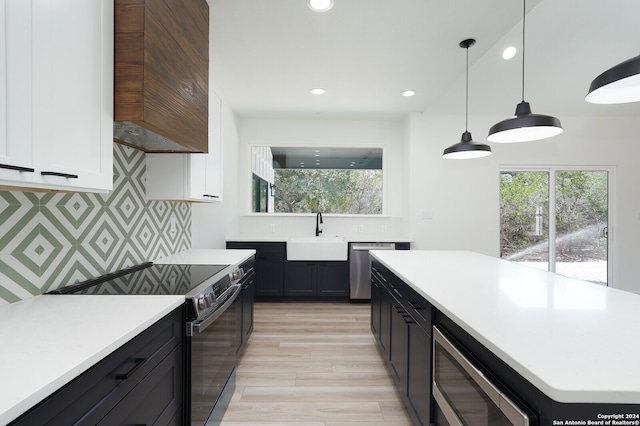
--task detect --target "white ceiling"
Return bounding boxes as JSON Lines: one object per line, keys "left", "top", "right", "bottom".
{"left": 209, "top": 0, "right": 640, "bottom": 120}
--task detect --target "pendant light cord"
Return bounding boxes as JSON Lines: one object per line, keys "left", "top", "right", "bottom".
{"left": 521, "top": 0, "right": 526, "bottom": 102}
{"left": 465, "top": 43, "right": 469, "bottom": 131}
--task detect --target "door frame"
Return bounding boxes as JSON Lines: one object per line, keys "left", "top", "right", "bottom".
{"left": 499, "top": 165, "right": 616, "bottom": 286}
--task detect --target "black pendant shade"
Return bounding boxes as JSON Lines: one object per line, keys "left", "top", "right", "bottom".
{"left": 442, "top": 38, "right": 492, "bottom": 159}
{"left": 487, "top": 101, "right": 563, "bottom": 143}
{"left": 585, "top": 54, "right": 640, "bottom": 104}
{"left": 443, "top": 131, "right": 492, "bottom": 159}
{"left": 487, "top": 0, "right": 562, "bottom": 143}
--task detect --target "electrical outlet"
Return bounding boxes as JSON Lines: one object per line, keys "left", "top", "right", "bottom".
{"left": 421, "top": 210, "right": 434, "bottom": 220}
{"left": 169, "top": 215, "right": 177, "bottom": 233}
{"left": 382, "top": 225, "right": 388, "bottom": 233}
{"left": 269, "top": 224, "right": 276, "bottom": 233}
{"left": 358, "top": 225, "right": 364, "bottom": 233}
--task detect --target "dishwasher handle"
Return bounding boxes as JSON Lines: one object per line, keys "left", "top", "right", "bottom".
{"left": 351, "top": 243, "right": 396, "bottom": 251}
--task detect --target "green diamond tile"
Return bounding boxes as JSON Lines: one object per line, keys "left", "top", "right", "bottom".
{"left": 0, "top": 142, "right": 193, "bottom": 303}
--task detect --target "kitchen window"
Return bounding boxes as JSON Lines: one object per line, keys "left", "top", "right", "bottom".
{"left": 500, "top": 167, "right": 613, "bottom": 286}
{"left": 251, "top": 146, "right": 384, "bottom": 215}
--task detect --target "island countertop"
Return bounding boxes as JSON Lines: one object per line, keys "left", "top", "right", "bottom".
{"left": 370, "top": 249, "right": 640, "bottom": 404}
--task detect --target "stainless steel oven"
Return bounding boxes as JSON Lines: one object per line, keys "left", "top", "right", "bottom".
{"left": 432, "top": 326, "right": 536, "bottom": 426}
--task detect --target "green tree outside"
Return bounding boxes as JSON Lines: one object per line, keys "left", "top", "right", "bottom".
{"left": 500, "top": 170, "right": 608, "bottom": 261}
{"left": 274, "top": 169, "right": 383, "bottom": 214}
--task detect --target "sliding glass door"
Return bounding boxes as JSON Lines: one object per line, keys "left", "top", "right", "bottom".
{"left": 500, "top": 168, "right": 611, "bottom": 286}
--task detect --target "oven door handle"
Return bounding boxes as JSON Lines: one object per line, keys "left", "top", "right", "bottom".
{"left": 192, "top": 285, "right": 240, "bottom": 334}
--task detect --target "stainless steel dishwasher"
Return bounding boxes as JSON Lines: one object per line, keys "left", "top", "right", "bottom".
{"left": 349, "top": 242, "right": 396, "bottom": 300}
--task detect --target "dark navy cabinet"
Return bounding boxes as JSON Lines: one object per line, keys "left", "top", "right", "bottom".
{"left": 11, "top": 308, "right": 184, "bottom": 426}
{"left": 371, "top": 259, "right": 432, "bottom": 426}
{"left": 284, "top": 261, "right": 349, "bottom": 298}
{"left": 227, "top": 242, "right": 285, "bottom": 298}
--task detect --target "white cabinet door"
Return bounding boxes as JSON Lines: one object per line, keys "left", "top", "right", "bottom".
{"left": 0, "top": 0, "right": 113, "bottom": 193}
{"left": 206, "top": 90, "right": 223, "bottom": 201}
{"left": 0, "top": 1, "right": 35, "bottom": 184}
{"left": 188, "top": 153, "right": 208, "bottom": 200}
{"left": 31, "top": 0, "right": 113, "bottom": 192}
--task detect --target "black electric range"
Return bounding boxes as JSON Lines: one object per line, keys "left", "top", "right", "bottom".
{"left": 48, "top": 260, "right": 252, "bottom": 425}
{"left": 48, "top": 262, "right": 243, "bottom": 320}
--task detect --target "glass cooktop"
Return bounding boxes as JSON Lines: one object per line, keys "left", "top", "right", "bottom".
{"left": 50, "top": 263, "right": 229, "bottom": 296}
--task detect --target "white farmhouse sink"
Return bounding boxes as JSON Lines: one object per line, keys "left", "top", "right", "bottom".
{"left": 286, "top": 236, "right": 348, "bottom": 261}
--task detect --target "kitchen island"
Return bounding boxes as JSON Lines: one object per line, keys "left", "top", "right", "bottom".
{"left": 371, "top": 250, "right": 640, "bottom": 423}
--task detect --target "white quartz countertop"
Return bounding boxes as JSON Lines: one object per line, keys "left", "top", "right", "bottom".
{"left": 153, "top": 248, "right": 255, "bottom": 265}
{"left": 0, "top": 294, "right": 184, "bottom": 424}
{"left": 226, "top": 236, "right": 412, "bottom": 243}
{"left": 370, "top": 250, "right": 640, "bottom": 404}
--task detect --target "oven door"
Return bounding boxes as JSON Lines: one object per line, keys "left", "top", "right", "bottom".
{"left": 432, "top": 326, "right": 535, "bottom": 426}
{"left": 187, "top": 286, "right": 240, "bottom": 425}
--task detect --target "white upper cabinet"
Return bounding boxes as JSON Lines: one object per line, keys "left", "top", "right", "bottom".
{"left": 0, "top": 1, "right": 34, "bottom": 182}
{"left": 206, "top": 89, "right": 223, "bottom": 199}
{"left": 145, "top": 152, "right": 222, "bottom": 203}
{"left": 145, "top": 91, "right": 223, "bottom": 202}
{"left": 0, "top": 0, "right": 113, "bottom": 193}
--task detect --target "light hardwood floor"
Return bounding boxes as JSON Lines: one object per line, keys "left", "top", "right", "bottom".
{"left": 220, "top": 302, "right": 413, "bottom": 426}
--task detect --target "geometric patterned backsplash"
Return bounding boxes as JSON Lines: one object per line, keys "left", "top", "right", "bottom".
{"left": 0, "top": 143, "right": 192, "bottom": 306}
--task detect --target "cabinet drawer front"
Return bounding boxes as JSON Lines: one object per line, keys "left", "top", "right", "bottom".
{"left": 12, "top": 308, "right": 183, "bottom": 425}
{"left": 97, "top": 344, "right": 183, "bottom": 425}
{"left": 406, "top": 288, "right": 433, "bottom": 335}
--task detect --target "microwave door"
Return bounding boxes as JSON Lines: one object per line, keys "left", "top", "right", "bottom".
{"left": 432, "top": 327, "right": 532, "bottom": 426}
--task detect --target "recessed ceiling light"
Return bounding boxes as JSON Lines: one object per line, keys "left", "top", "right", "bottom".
{"left": 310, "top": 88, "right": 326, "bottom": 95}
{"left": 402, "top": 90, "right": 416, "bottom": 97}
{"left": 502, "top": 46, "right": 517, "bottom": 60}
{"left": 308, "top": 0, "right": 334, "bottom": 12}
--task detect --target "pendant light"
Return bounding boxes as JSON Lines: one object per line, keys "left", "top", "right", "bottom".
{"left": 585, "top": 54, "right": 640, "bottom": 104}
{"left": 443, "top": 39, "right": 492, "bottom": 159}
{"left": 487, "top": 0, "right": 563, "bottom": 143}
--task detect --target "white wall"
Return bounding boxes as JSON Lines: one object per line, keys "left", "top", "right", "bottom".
{"left": 229, "top": 117, "right": 410, "bottom": 240}
{"left": 407, "top": 112, "right": 640, "bottom": 293}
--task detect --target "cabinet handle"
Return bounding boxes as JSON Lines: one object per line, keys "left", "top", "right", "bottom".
{"left": 0, "top": 163, "right": 35, "bottom": 172}
{"left": 115, "top": 358, "right": 147, "bottom": 380}
{"left": 203, "top": 194, "right": 219, "bottom": 198}
{"left": 41, "top": 171, "right": 79, "bottom": 179}
{"left": 393, "top": 306, "right": 405, "bottom": 314}
{"left": 408, "top": 301, "right": 423, "bottom": 310}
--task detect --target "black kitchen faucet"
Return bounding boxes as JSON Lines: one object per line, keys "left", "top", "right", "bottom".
{"left": 316, "top": 212, "right": 323, "bottom": 236}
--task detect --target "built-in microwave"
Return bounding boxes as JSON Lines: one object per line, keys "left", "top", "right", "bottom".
{"left": 432, "top": 326, "right": 537, "bottom": 425}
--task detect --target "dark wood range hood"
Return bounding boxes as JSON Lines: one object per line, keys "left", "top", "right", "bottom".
{"left": 114, "top": 0, "right": 209, "bottom": 153}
